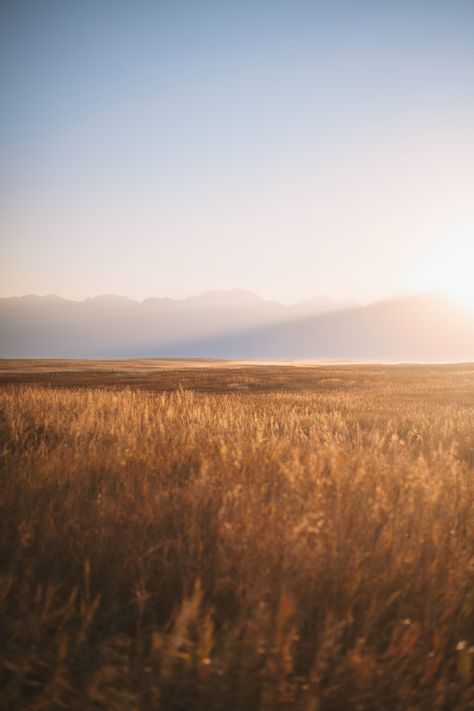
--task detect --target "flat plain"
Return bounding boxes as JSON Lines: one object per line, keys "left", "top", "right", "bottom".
{"left": 1, "top": 360, "right": 474, "bottom": 710}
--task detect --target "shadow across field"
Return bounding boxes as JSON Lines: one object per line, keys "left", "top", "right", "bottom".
{"left": 1, "top": 359, "right": 474, "bottom": 400}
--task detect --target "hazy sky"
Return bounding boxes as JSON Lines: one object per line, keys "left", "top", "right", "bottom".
{"left": 1, "top": 0, "right": 473, "bottom": 304}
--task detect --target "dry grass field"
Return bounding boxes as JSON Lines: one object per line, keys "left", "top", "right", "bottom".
{"left": 1, "top": 360, "right": 474, "bottom": 710}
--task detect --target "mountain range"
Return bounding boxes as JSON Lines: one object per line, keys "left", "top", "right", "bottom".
{"left": 1, "top": 291, "right": 473, "bottom": 361}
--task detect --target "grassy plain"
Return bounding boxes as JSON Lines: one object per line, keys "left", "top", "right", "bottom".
{"left": 1, "top": 360, "right": 474, "bottom": 710}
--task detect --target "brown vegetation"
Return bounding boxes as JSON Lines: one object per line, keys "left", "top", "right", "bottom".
{"left": 1, "top": 362, "right": 474, "bottom": 709}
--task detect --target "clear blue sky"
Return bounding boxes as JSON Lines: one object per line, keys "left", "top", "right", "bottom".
{"left": 1, "top": 0, "right": 473, "bottom": 303}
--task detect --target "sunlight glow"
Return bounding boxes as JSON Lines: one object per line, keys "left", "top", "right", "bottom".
{"left": 418, "top": 234, "right": 474, "bottom": 309}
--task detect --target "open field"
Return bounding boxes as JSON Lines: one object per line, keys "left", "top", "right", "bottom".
{"left": 1, "top": 361, "right": 474, "bottom": 709}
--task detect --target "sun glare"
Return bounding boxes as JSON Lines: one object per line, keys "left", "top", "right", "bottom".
{"left": 417, "top": 234, "right": 474, "bottom": 309}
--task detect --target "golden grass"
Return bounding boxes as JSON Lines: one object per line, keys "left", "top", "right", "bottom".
{"left": 1, "top": 363, "right": 474, "bottom": 709}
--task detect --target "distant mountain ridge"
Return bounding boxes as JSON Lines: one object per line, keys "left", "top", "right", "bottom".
{"left": 1, "top": 291, "right": 473, "bottom": 360}
{"left": 4, "top": 289, "right": 349, "bottom": 310}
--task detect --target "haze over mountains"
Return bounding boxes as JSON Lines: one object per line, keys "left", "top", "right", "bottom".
{"left": 1, "top": 291, "right": 473, "bottom": 361}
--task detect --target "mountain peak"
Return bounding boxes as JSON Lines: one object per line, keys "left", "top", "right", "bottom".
{"left": 186, "top": 289, "right": 265, "bottom": 307}
{"left": 84, "top": 294, "right": 138, "bottom": 305}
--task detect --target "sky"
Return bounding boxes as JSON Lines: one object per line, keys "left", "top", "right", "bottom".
{"left": 1, "top": 0, "right": 473, "bottom": 304}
